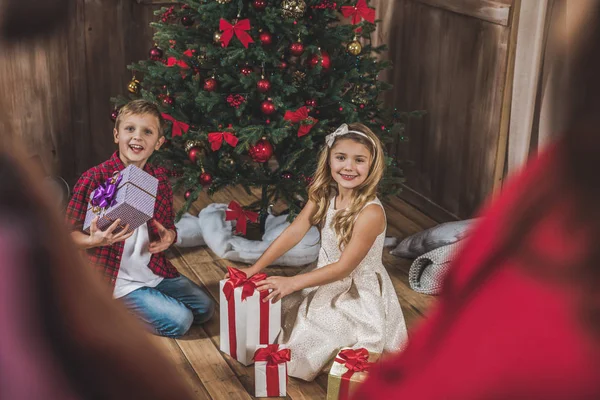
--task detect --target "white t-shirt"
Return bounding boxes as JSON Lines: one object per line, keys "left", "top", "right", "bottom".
{"left": 113, "top": 223, "right": 164, "bottom": 299}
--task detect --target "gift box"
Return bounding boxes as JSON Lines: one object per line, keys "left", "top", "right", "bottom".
{"left": 254, "top": 344, "right": 290, "bottom": 397}
{"left": 327, "top": 348, "right": 380, "bottom": 400}
{"left": 83, "top": 165, "right": 158, "bottom": 234}
{"left": 220, "top": 267, "right": 281, "bottom": 366}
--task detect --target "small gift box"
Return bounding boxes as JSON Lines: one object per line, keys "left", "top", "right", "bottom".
{"left": 83, "top": 165, "right": 158, "bottom": 234}
{"left": 327, "top": 348, "right": 380, "bottom": 400}
{"left": 220, "top": 267, "right": 282, "bottom": 366}
{"left": 254, "top": 344, "right": 290, "bottom": 397}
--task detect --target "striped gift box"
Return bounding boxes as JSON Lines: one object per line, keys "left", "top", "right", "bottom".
{"left": 83, "top": 165, "right": 158, "bottom": 234}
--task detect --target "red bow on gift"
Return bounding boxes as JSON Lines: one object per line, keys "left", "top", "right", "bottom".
{"left": 219, "top": 18, "right": 254, "bottom": 49}
{"left": 225, "top": 201, "right": 259, "bottom": 235}
{"left": 341, "top": 0, "right": 376, "bottom": 24}
{"left": 223, "top": 266, "right": 267, "bottom": 301}
{"left": 284, "top": 106, "right": 318, "bottom": 137}
{"left": 208, "top": 132, "right": 239, "bottom": 151}
{"left": 166, "top": 49, "right": 194, "bottom": 68}
{"left": 161, "top": 113, "right": 190, "bottom": 137}
{"left": 335, "top": 348, "right": 372, "bottom": 372}
{"left": 253, "top": 344, "right": 291, "bottom": 365}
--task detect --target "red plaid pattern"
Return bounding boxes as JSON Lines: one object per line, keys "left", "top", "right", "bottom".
{"left": 66, "top": 152, "right": 179, "bottom": 287}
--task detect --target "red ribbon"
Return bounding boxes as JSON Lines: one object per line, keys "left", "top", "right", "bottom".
{"left": 225, "top": 201, "right": 259, "bottom": 235}
{"left": 341, "top": 0, "right": 376, "bottom": 24}
{"left": 166, "top": 49, "right": 194, "bottom": 68}
{"left": 335, "top": 348, "right": 372, "bottom": 400}
{"left": 223, "top": 267, "right": 268, "bottom": 360}
{"left": 161, "top": 113, "right": 190, "bottom": 137}
{"left": 284, "top": 106, "right": 318, "bottom": 137}
{"left": 254, "top": 344, "right": 291, "bottom": 397}
{"left": 219, "top": 18, "right": 254, "bottom": 49}
{"left": 208, "top": 132, "right": 239, "bottom": 151}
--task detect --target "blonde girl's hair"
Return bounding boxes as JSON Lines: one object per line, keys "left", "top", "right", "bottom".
{"left": 308, "top": 123, "right": 386, "bottom": 249}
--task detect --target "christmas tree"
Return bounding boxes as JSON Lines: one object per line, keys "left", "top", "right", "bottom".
{"left": 113, "top": 0, "right": 419, "bottom": 228}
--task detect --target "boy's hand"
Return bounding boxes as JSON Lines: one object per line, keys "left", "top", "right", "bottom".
{"left": 88, "top": 216, "right": 133, "bottom": 247}
{"left": 148, "top": 219, "right": 176, "bottom": 254}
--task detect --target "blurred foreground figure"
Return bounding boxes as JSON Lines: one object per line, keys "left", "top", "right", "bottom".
{"left": 356, "top": 1, "right": 600, "bottom": 399}
{"left": 0, "top": 144, "right": 196, "bottom": 399}
{"left": 0, "top": 1, "right": 195, "bottom": 395}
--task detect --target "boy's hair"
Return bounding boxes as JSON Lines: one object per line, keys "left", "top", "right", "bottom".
{"left": 308, "top": 123, "right": 386, "bottom": 249}
{"left": 115, "top": 99, "right": 165, "bottom": 137}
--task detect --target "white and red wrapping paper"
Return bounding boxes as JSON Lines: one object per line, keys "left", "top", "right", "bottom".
{"left": 219, "top": 267, "right": 281, "bottom": 366}
{"left": 253, "top": 344, "right": 290, "bottom": 397}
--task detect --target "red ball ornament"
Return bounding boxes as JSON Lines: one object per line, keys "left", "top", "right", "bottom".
{"left": 281, "top": 171, "right": 294, "bottom": 180}
{"left": 163, "top": 95, "right": 175, "bottom": 106}
{"left": 289, "top": 42, "right": 304, "bottom": 56}
{"left": 278, "top": 60, "right": 288, "bottom": 70}
{"left": 184, "top": 190, "right": 193, "bottom": 200}
{"left": 253, "top": 0, "right": 267, "bottom": 10}
{"left": 257, "top": 78, "right": 271, "bottom": 93}
{"left": 199, "top": 172, "right": 213, "bottom": 186}
{"left": 259, "top": 32, "right": 273, "bottom": 46}
{"left": 241, "top": 66, "right": 253, "bottom": 75}
{"left": 305, "top": 99, "right": 317, "bottom": 108}
{"left": 261, "top": 100, "right": 276, "bottom": 115}
{"left": 308, "top": 51, "right": 331, "bottom": 70}
{"left": 181, "top": 16, "right": 194, "bottom": 26}
{"left": 110, "top": 108, "right": 120, "bottom": 122}
{"left": 204, "top": 78, "right": 217, "bottom": 92}
{"left": 249, "top": 139, "right": 274, "bottom": 163}
{"left": 149, "top": 46, "right": 163, "bottom": 61}
{"left": 188, "top": 147, "right": 203, "bottom": 164}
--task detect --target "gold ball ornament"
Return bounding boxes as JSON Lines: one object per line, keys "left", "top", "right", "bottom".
{"left": 185, "top": 140, "right": 204, "bottom": 153}
{"left": 127, "top": 77, "right": 141, "bottom": 94}
{"left": 281, "top": 0, "right": 306, "bottom": 19}
{"left": 213, "top": 31, "right": 222, "bottom": 44}
{"left": 347, "top": 40, "right": 362, "bottom": 56}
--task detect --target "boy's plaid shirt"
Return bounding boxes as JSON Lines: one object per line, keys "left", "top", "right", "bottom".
{"left": 66, "top": 152, "right": 179, "bottom": 287}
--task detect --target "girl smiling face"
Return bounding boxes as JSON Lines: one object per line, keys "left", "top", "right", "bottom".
{"left": 329, "top": 138, "right": 372, "bottom": 193}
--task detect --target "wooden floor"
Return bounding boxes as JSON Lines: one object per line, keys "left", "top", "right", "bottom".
{"left": 151, "top": 186, "right": 438, "bottom": 399}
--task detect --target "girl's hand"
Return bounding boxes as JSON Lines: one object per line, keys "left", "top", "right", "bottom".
{"left": 88, "top": 216, "right": 133, "bottom": 247}
{"left": 224, "top": 266, "right": 258, "bottom": 279}
{"left": 256, "top": 276, "right": 297, "bottom": 303}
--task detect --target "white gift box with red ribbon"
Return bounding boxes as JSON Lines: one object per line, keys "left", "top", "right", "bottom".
{"left": 219, "top": 267, "right": 281, "bottom": 366}
{"left": 254, "top": 344, "right": 290, "bottom": 397}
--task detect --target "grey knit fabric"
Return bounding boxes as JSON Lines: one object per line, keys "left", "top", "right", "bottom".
{"left": 408, "top": 241, "right": 463, "bottom": 295}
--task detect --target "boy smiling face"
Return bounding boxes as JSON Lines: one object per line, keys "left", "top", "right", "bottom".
{"left": 113, "top": 112, "right": 164, "bottom": 169}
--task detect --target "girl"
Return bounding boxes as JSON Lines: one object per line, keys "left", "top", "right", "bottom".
{"left": 234, "top": 123, "right": 408, "bottom": 381}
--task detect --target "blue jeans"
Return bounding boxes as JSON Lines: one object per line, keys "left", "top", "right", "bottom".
{"left": 121, "top": 274, "right": 215, "bottom": 338}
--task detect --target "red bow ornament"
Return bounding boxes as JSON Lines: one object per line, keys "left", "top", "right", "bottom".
{"left": 341, "top": 0, "right": 376, "bottom": 24}
{"left": 284, "top": 106, "right": 318, "bottom": 137}
{"left": 223, "top": 266, "right": 267, "bottom": 302}
{"left": 208, "top": 131, "right": 239, "bottom": 151}
{"left": 225, "top": 201, "right": 259, "bottom": 235}
{"left": 166, "top": 49, "right": 194, "bottom": 68}
{"left": 253, "top": 344, "right": 291, "bottom": 365}
{"left": 161, "top": 113, "right": 190, "bottom": 137}
{"left": 219, "top": 18, "right": 254, "bottom": 49}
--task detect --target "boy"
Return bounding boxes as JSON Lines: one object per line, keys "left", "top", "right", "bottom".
{"left": 66, "top": 99, "right": 214, "bottom": 338}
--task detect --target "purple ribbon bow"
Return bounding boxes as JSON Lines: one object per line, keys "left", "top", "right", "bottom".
{"left": 91, "top": 174, "right": 122, "bottom": 209}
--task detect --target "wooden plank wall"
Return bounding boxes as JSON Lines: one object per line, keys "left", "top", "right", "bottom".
{"left": 372, "top": 0, "right": 515, "bottom": 220}
{"left": 0, "top": 0, "right": 159, "bottom": 182}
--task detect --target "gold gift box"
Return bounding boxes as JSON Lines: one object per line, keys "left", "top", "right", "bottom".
{"left": 326, "top": 348, "right": 381, "bottom": 400}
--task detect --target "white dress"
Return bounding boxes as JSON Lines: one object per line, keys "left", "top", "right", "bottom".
{"left": 277, "top": 197, "right": 408, "bottom": 381}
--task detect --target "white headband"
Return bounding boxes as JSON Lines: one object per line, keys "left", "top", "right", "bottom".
{"left": 325, "top": 124, "right": 376, "bottom": 148}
